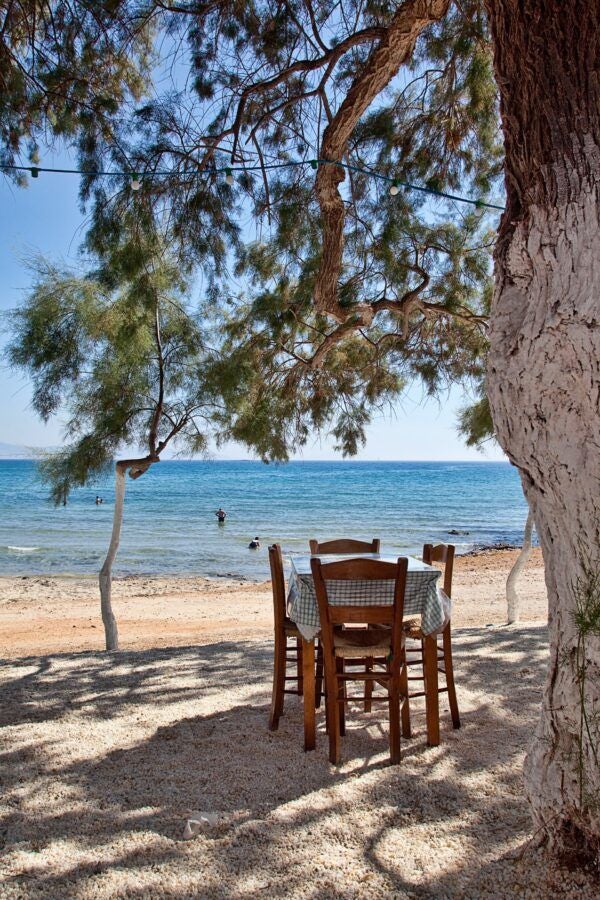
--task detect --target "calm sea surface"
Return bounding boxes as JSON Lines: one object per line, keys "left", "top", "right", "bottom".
{"left": 0, "top": 459, "right": 531, "bottom": 580}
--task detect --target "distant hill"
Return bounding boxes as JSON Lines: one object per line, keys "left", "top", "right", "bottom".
{"left": 0, "top": 442, "right": 40, "bottom": 459}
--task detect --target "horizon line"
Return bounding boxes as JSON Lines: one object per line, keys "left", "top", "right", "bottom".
{"left": 0, "top": 455, "right": 508, "bottom": 464}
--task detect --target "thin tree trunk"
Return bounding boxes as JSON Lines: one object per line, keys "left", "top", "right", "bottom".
{"left": 99, "top": 457, "right": 157, "bottom": 651}
{"left": 486, "top": 0, "right": 600, "bottom": 857}
{"left": 506, "top": 508, "right": 534, "bottom": 625}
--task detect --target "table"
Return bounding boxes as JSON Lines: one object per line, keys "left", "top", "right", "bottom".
{"left": 286, "top": 554, "right": 445, "bottom": 750}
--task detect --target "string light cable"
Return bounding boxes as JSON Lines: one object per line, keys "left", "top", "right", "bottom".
{"left": 0, "top": 158, "right": 505, "bottom": 211}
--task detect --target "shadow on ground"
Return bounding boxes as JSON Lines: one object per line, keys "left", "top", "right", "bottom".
{"left": 2, "top": 625, "right": 595, "bottom": 898}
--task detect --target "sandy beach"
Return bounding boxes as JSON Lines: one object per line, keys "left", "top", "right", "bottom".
{"left": 1, "top": 548, "right": 547, "bottom": 657}
{"left": 2, "top": 548, "right": 597, "bottom": 897}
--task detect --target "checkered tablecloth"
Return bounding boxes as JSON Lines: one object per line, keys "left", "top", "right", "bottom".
{"left": 287, "top": 554, "right": 444, "bottom": 641}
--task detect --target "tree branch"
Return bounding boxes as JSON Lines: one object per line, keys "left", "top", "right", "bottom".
{"left": 313, "top": 0, "right": 451, "bottom": 320}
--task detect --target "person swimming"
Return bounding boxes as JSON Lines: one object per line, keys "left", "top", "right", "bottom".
{"left": 248, "top": 536, "right": 260, "bottom": 549}
{"left": 95, "top": 496, "right": 103, "bottom": 505}
{"left": 215, "top": 507, "right": 226, "bottom": 522}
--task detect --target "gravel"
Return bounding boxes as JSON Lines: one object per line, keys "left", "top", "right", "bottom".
{"left": 1, "top": 624, "right": 597, "bottom": 898}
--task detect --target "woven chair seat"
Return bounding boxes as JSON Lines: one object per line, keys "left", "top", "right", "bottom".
{"left": 402, "top": 617, "right": 423, "bottom": 639}
{"left": 283, "top": 616, "right": 301, "bottom": 636}
{"left": 333, "top": 626, "right": 394, "bottom": 659}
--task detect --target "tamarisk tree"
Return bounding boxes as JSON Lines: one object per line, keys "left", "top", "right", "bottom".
{"left": 76, "top": 0, "right": 499, "bottom": 455}
{"left": 7, "top": 213, "right": 215, "bottom": 650}
{"left": 139, "top": 0, "right": 593, "bottom": 856}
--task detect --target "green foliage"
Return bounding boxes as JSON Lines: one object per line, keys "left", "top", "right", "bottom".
{"left": 0, "top": 1, "right": 154, "bottom": 181}
{"left": 207, "top": 316, "right": 404, "bottom": 461}
{"left": 3, "top": 2, "right": 503, "bottom": 461}
{"left": 570, "top": 555, "right": 600, "bottom": 811}
{"left": 38, "top": 444, "right": 113, "bottom": 507}
{"left": 211, "top": 214, "right": 490, "bottom": 457}
{"left": 69, "top": 1, "right": 499, "bottom": 459}
{"left": 573, "top": 562, "right": 600, "bottom": 640}
{"left": 6, "top": 214, "right": 214, "bottom": 502}
{"left": 457, "top": 391, "right": 494, "bottom": 447}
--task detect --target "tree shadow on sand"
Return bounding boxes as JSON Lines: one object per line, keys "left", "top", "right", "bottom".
{"left": 0, "top": 642, "right": 269, "bottom": 728}
{"left": 3, "top": 624, "right": 594, "bottom": 896}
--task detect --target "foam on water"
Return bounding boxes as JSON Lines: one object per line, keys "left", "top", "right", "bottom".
{"left": 5, "top": 546, "right": 40, "bottom": 553}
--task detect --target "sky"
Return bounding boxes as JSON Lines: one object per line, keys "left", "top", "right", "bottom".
{"left": 0, "top": 157, "right": 505, "bottom": 463}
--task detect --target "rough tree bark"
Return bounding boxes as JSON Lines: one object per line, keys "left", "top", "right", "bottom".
{"left": 506, "top": 508, "right": 534, "bottom": 624}
{"left": 99, "top": 456, "right": 157, "bottom": 650}
{"left": 486, "top": 0, "right": 600, "bottom": 857}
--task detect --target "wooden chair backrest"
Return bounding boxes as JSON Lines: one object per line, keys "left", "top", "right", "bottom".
{"left": 311, "top": 556, "right": 408, "bottom": 669}
{"left": 268, "top": 544, "right": 286, "bottom": 631}
{"left": 422, "top": 543, "right": 455, "bottom": 597}
{"left": 309, "top": 538, "right": 381, "bottom": 555}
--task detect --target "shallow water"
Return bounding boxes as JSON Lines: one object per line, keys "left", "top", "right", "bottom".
{"left": 0, "top": 459, "right": 531, "bottom": 579}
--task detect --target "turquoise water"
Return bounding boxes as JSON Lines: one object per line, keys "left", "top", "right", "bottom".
{"left": 0, "top": 459, "right": 531, "bottom": 579}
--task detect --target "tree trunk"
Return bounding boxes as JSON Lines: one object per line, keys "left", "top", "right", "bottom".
{"left": 99, "top": 464, "right": 126, "bottom": 650}
{"left": 486, "top": 0, "right": 600, "bottom": 858}
{"left": 99, "top": 457, "right": 157, "bottom": 651}
{"left": 506, "top": 508, "right": 534, "bottom": 624}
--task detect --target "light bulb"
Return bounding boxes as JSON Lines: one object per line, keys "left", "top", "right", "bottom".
{"left": 389, "top": 182, "right": 399, "bottom": 196}
{"left": 225, "top": 168, "right": 234, "bottom": 185}
{"left": 131, "top": 175, "right": 141, "bottom": 191}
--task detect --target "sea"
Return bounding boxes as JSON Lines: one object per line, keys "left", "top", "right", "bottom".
{"left": 0, "top": 459, "right": 532, "bottom": 580}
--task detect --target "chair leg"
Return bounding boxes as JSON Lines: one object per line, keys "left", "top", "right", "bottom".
{"left": 388, "top": 670, "right": 401, "bottom": 765}
{"left": 364, "top": 656, "right": 373, "bottom": 712}
{"left": 335, "top": 657, "right": 346, "bottom": 737}
{"left": 269, "top": 630, "right": 286, "bottom": 731}
{"left": 315, "top": 641, "right": 324, "bottom": 708}
{"left": 296, "top": 637, "right": 304, "bottom": 696}
{"left": 443, "top": 625, "right": 461, "bottom": 729}
{"left": 423, "top": 635, "right": 440, "bottom": 746}
{"left": 325, "top": 668, "right": 341, "bottom": 764}
{"left": 399, "top": 657, "right": 412, "bottom": 738}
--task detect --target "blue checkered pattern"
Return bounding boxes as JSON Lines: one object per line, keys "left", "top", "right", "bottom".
{"left": 287, "top": 555, "right": 444, "bottom": 641}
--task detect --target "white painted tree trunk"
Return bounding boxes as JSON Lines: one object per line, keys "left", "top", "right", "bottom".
{"left": 506, "top": 508, "right": 534, "bottom": 624}
{"left": 490, "top": 210, "right": 600, "bottom": 855}
{"left": 98, "top": 456, "right": 157, "bottom": 651}
{"left": 486, "top": 0, "right": 600, "bottom": 858}
{"left": 488, "top": 197, "right": 600, "bottom": 852}
{"left": 98, "top": 463, "right": 126, "bottom": 651}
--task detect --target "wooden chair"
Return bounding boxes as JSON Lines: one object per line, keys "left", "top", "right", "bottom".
{"left": 268, "top": 544, "right": 323, "bottom": 731}
{"left": 311, "top": 556, "right": 411, "bottom": 765}
{"left": 309, "top": 538, "right": 380, "bottom": 555}
{"left": 309, "top": 538, "right": 381, "bottom": 707}
{"left": 404, "top": 543, "right": 460, "bottom": 729}
{"left": 268, "top": 543, "right": 305, "bottom": 731}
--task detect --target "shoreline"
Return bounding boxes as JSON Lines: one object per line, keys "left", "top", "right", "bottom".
{"left": 0, "top": 541, "right": 540, "bottom": 582}
{"left": 0, "top": 547, "right": 547, "bottom": 659}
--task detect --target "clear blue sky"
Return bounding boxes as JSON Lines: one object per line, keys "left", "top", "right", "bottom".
{"left": 0, "top": 159, "right": 505, "bottom": 462}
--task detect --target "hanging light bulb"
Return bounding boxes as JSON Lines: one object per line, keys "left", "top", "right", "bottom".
{"left": 131, "top": 173, "right": 141, "bottom": 191}
{"left": 389, "top": 180, "right": 399, "bottom": 196}
{"left": 30, "top": 167, "right": 39, "bottom": 179}
{"left": 225, "top": 167, "right": 234, "bottom": 185}
{"left": 310, "top": 159, "right": 318, "bottom": 170}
